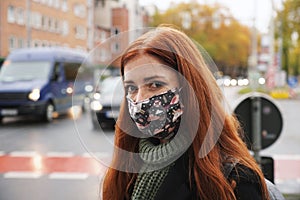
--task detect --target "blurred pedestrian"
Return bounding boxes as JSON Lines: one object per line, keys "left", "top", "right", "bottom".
{"left": 102, "top": 25, "right": 271, "bottom": 200}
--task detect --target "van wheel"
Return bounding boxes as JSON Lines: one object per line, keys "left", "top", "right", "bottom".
{"left": 43, "top": 102, "right": 54, "bottom": 122}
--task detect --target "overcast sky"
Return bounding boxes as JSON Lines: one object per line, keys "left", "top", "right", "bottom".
{"left": 139, "top": 0, "right": 283, "bottom": 33}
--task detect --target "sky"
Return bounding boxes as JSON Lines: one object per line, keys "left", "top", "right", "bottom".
{"left": 139, "top": 0, "right": 283, "bottom": 33}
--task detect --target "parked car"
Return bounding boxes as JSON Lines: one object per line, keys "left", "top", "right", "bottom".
{"left": 0, "top": 47, "right": 90, "bottom": 123}
{"left": 90, "top": 76, "right": 124, "bottom": 129}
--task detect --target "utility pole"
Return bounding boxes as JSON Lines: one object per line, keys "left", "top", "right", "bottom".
{"left": 248, "top": 0, "right": 259, "bottom": 90}
{"left": 269, "top": 0, "right": 275, "bottom": 73}
{"left": 250, "top": 0, "right": 258, "bottom": 70}
{"left": 26, "top": 0, "right": 31, "bottom": 47}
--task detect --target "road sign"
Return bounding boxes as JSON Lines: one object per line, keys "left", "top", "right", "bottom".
{"left": 233, "top": 93, "right": 283, "bottom": 150}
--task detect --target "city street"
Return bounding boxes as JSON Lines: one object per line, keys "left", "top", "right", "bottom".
{"left": 0, "top": 86, "right": 299, "bottom": 199}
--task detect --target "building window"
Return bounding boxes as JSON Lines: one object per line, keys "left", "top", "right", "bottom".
{"left": 111, "top": 42, "right": 120, "bottom": 53}
{"left": 55, "top": 19, "right": 60, "bottom": 33}
{"left": 61, "top": 0, "right": 68, "bottom": 12}
{"left": 41, "top": 40, "right": 49, "bottom": 47}
{"left": 73, "top": 3, "right": 86, "bottom": 18}
{"left": 16, "top": 8, "right": 25, "bottom": 25}
{"left": 62, "top": 20, "right": 69, "bottom": 35}
{"left": 99, "top": 49, "right": 108, "bottom": 62}
{"left": 100, "top": 31, "right": 106, "bottom": 42}
{"left": 9, "top": 36, "right": 17, "bottom": 50}
{"left": 18, "top": 38, "right": 25, "bottom": 48}
{"left": 75, "top": 25, "right": 86, "bottom": 39}
{"left": 31, "top": 12, "right": 42, "bottom": 29}
{"left": 54, "top": 0, "right": 60, "bottom": 9}
{"left": 47, "top": 0, "right": 54, "bottom": 7}
{"left": 33, "top": 40, "right": 41, "bottom": 47}
{"left": 111, "top": 27, "right": 120, "bottom": 36}
{"left": 42, "top": 15, "right": 49, "bottom": 30}
{"left": 49, "top": 17, "right": 56, "bottom": 32}
{"left": 7, "top": 5, "right": 15, "bottom": 23}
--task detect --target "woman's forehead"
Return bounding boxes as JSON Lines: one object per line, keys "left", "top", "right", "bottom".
{"left": 123, "top": 55, "right": 177, "bottom": 80}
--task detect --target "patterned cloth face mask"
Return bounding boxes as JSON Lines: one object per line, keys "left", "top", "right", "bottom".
{"left": 127, "top": 88, "right": 183, "bottom": 140}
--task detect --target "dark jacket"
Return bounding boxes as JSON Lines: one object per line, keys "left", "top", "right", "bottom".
{"left": 153, "top": 155, "right": 263, "bottom": 200}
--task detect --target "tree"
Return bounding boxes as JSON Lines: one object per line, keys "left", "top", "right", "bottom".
{"left": 276, "top": 0, "right": 300, "bottom": 76}
{"left": 150, "top": 2, "right": 252, "bottom": 77}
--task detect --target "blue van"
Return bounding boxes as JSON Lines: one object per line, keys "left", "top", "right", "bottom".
{"left": 0, "top": 47, "right": 91, "bottom": 123}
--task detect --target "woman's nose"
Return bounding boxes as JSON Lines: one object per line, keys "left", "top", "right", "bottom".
{"left": 135, "top": 88, "right": 148, "bottom": 102}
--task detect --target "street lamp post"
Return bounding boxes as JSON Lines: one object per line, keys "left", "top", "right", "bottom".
{"left": 26, "top": 0, "right": 31, "bottom": 47}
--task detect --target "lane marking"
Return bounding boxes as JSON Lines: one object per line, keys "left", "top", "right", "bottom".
{"left": 82, "top": 152, "right": 110, "bottom": 158}
{"left": 9, "top": 151, "right": 39, "bottom": 157}
{"left": 46, "top": 152, "right": 74, "bottom": 157}
{"left": 49, "top": 172, "right": 89, "bottom": 180}
{"left": 4, "top": 172, "right": 42, "bottom": 179}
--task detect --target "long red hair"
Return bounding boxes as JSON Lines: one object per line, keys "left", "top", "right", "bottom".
{"left": 102, "top": 25, "right": 269, "bottom": 200}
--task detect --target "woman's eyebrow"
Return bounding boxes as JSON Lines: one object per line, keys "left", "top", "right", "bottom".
{"left": 144, "top": 75, "right": 167, "bottom": 82}
{"left": 123, "top": 79, "right": 134, "bottom": 84}
{"left": 124, "top": 75, "right": 167, "bottom": 84}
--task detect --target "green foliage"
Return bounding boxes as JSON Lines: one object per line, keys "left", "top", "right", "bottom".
{"left": 150, "top": 2, "right": 251, "bottom": 76}
{"left": 276, "top": 0, "right": 300, "bottom": 76}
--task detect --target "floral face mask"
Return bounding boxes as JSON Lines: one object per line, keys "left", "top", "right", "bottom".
{"left": 127, "top": 88, "right": 183, "bottom": 140}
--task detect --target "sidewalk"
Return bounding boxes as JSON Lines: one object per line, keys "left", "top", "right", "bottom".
{"left": 284, "top": 194, "right": 300, "bottom": 200}
{"left": 278, "top": 180, "right": 300, "bottom": 199}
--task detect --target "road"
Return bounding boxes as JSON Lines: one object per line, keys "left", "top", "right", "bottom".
{"left": 0, "top": 86, "right": 299, "bottom": 199}
{"left": 0, "top": 111, "right": 114, "bottom": 200}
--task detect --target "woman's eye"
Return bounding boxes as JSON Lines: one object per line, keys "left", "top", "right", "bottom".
{"left": 126, "top": 85, "right": 137, "bottom": 94}
{"left": 149, "top": 82, "right": 164, "bottom": 89}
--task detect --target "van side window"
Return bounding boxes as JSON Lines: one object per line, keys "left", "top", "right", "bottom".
{"left": 52, "top": 62, "right": 61, "bottom": 81}
{"left": 63, "top": 63, "right": 80, "bottom": 81}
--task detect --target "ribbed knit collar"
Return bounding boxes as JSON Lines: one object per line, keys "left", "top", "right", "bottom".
{"left": 138, "top": 132, "right": 191, "bottom": 172}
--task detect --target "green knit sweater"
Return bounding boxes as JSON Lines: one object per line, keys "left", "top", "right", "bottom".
{"left": 131, "top": 133, "right": 191, "bottom": 200}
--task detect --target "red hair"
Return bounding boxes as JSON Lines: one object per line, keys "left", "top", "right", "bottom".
{"left": 102, "top": 25, "right": 269, "bottom": 200}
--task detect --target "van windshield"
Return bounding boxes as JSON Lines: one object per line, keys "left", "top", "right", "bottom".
{"left": 0, "top": 61, "right": 52, "bottom": 82}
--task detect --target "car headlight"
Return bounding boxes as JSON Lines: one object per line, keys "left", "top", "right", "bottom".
{"left": 28, "top": 88, "right": 40, "bottom": 101}
{"left": 85, "top": 85, "right": 93, "bottom": 93}
{"left": 93, "top": 92, "right": 101, "bottom": 100}
{"left": 66, "top": 86, "right": 73, "bottom": 94}
{"left": 90, "top": 100, "right": 103, "bottom": 111}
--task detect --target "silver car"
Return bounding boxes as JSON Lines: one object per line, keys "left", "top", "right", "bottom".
{"left": 90, "top": 76, "right": 124, "bottom": 129}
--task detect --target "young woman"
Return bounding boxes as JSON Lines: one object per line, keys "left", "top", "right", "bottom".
{"left": 102, "top": 25, "right": 270, "bottom": 200}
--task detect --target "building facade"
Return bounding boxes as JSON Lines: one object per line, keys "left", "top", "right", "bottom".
{"left": 0, "top": 0, "right": 88, "bottom": 59}
{"left": 0, "top": 0, "right": 149, "bottom": 64}
{"left": 92, "top": 0, "right": 149, "bottom": 66}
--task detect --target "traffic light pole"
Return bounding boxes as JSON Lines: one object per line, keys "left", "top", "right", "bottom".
{"left": 251, "top": 96, "right": 262, "bottom": 165}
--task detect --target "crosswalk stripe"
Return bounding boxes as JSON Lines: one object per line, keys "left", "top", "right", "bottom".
{"left": 82, "top": 152, "right": 110, "bottom": 158}
{"left": 49, "top": 172, "right": 89, "bottom": 180}
{"left": 9, "top": 151, "right": 39, "bottom": 157}
{"left": 46, "top": 152, "right": 74, "bottom": 157}
{"left": 4, "top": 172, "right": 42, "bottom": 179}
